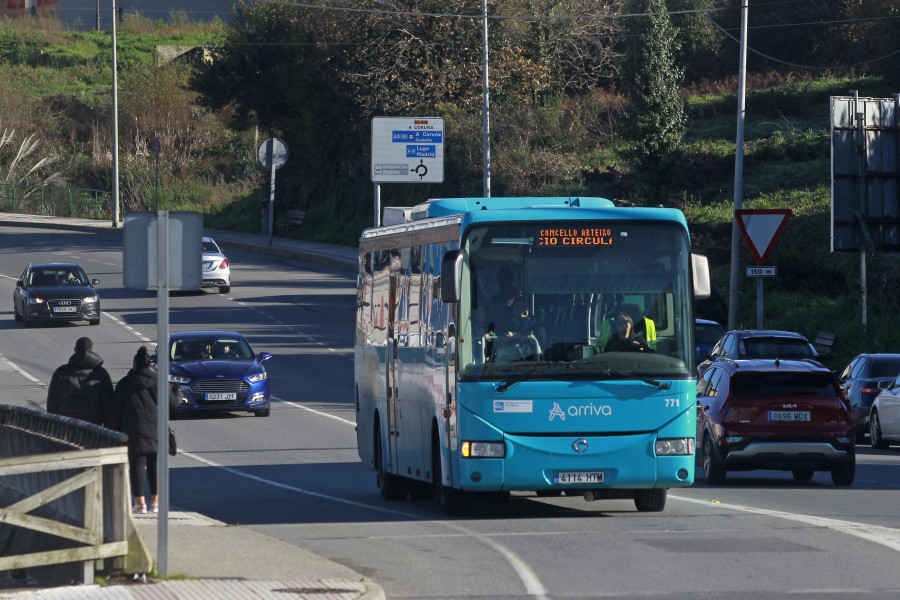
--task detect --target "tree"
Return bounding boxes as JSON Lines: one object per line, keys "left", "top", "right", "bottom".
{"left": 618, "top": 0, "right": 685, "bottom": 204}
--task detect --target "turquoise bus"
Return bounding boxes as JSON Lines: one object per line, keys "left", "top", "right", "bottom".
{"left": 355, "top": 197, "right": 710, "bottom": 515}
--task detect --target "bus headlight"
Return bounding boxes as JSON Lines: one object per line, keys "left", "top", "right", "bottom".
{"left": 655, "top": 438, "right": 695, "bottom": 456}
{"left": 461, "top": 441, "right": 506, "bottom": 458}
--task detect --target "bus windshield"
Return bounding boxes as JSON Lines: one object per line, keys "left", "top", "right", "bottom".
{"left": 458, "top": 221, "right": 693, "bottom": 381}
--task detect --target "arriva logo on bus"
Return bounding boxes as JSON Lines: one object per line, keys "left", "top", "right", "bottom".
{"left": 549, "top": 401, "right": 612, "bottom": 422}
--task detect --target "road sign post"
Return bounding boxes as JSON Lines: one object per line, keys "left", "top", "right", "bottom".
{"left": 735, "top": 209, "right": 791, "bottom": 328}
{"left": 258, "top": 138, "right": 288, "bottom": 245}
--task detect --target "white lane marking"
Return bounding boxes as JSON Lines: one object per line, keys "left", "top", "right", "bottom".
{"left": 104, "top": 312, "right": 152, "bottom": 342}
{"left": 0, "top": 352, "right": 40, "bottom": 383}
{"left": 0, "top": 274, "right": 16, "bottom": 280}
{"left": 671, "top": 494, "right": 900, "bottom": 552}
{"left": 188, "top": 396, "right": 548, "bottom": 599}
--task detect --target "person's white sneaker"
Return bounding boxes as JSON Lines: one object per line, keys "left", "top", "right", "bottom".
{"left": 133, "top": 503, "right": 148, "bottom": 515}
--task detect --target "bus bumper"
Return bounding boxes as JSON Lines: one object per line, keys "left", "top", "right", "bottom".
{"left": 457, "top": 431, "right": 694, "bottom": 492}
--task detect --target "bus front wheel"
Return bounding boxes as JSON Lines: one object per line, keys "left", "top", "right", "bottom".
{"left": 432, "top": 431, "right": 472, "bottom": 516}
{"left": 634, "top": 488, "right": 667, "bottom": 512}
{"left": 375, "top": 428, "right": 407, "bottom": 501}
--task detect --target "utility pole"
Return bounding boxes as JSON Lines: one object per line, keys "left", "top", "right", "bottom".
{"left": 728, "top": 0, "right": 749, "bottom": 330}
{"left": 111, "top": 0, "right": 120, "bottom": 228}
{"left": 481, "top": 0, "right": 491, "bottom": 197}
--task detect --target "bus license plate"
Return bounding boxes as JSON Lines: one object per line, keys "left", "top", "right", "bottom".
{"left": 553, "top": 472, "right": 605, "bottom": 484}
{"left": 53, "top": 306, "right": 78, "bottom": 313}
{"left": 768, "top": 411, "right": 810, "bottom": 422}
{"left": 206, "top": 393, "right": 237, "bottom": 401}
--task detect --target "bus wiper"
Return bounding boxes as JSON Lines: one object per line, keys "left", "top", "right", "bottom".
{"left": 496, "top": 365, "right": 540, "bottom": 393}
{"left": 604, "top": 368, "right": 671, "bottom": 390}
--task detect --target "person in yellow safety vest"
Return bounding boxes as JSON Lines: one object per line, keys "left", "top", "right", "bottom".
{"left": 595, "top": 303, "right": 656, "bottom": 351}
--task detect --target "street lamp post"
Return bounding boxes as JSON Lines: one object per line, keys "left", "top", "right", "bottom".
{"left": 111, "top": 0, "right": 120, "bottom": 228}
{"left": 727, "top": 0, "right": 749, "bottom": 330}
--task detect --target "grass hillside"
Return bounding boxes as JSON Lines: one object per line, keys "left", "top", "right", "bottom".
{"left": 0, "top": 14, "right": 895, "bottom": 370}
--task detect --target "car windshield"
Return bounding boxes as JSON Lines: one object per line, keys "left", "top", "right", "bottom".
{"left": 740, "top": 338, "right": 814, "bottom": 359}
{"left": 696, "top": 323, "right": 724, "bottom": 345}
{"left": 29, "top": 267, "right": 88, "bottom": 286}
{"left": 202, "top": 240, "right": 220, "bottom": 253}
{"left": 732, "top": 372, "right": 836, "bottom": 396}
{"left": 170, "top": 337, "right": 253, "bottom": 361}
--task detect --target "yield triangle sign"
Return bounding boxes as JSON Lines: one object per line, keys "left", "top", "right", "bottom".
{"left": 735, "top": 209, "right": 792, "bottom": 266}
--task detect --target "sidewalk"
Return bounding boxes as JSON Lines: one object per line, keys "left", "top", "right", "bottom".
{"left": 0, "top": 213, "right": 380, "bottom": 600}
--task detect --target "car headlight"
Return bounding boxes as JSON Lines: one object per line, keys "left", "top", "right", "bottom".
{"left": 82, "top": 295, "right": 99, "bottom": 303}
{"left": 169, "top": 375, "right": 191, "bottom": 384}
{"left": 655, "top": 438, "right": 695, "bottom": 456}
{"left": 461, "top": 441, "right": 505, "bottom": 458}
{"left": 248, "top": 371, "right": 267, "bottom": 383}
{"left": 27, "top": 296, "right": 45, "bottom": 304}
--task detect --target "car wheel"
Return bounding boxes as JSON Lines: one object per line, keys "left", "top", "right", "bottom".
{"left": 831, "top": 447, "right": 855, "bottom": 486}
{"left": 375, "top": 425, "right": 407, "bottom": 501}
{"left": 432, "top": 429, "right": 472, "bottom": 515}
{"left": 220, "top": 285, "right": 230, "bottom": 294}
{"left": 13, "top": 304, "right": 21, "bottom": 322}
{"left": 702, "top": 434, "right": 726, "bottom": 484}
{"left": 89, "top": 318, "right": 100, "bottom": 326}
{"left": 254, "top": 406, "right": 270, "bottom": 417}
{"left": 22, "top": 314, "right": 32, "bottom": 328}
{"left": 634, "top": 488, "right": 667, "bottom": 512}
{"left": 870, "top": 410, "right": 889, "bottom": 449}
{"left": 791, "top": 469, "right": 814, "bottom": 481}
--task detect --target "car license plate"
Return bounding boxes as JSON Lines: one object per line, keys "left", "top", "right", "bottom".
{"left": 768, "top": 411, "right": 811, "bottom": 422}
{"left": 206, "top": 393, "right": 237, "bottom": 401}
{"left": 553, "top": 471, "right": 605, "bottom": 484}
{"left": 202, "top": 261, "right": 214, "bottom": 270}
{"left": 52, "top": 306, "right": 78, "bottom": 313}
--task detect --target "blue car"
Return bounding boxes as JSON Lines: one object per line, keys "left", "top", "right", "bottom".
{"left": 160, "top": 331, "right": 272, "bottom": 418}
{"left": 695, "top": 318, "right": 725, "bottom": 363}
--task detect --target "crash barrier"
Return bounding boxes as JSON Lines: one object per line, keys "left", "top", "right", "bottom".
{"left": 0, "top": 405, "right": 130, "bottom": 587}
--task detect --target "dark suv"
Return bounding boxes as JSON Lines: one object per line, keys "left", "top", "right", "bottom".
{"left": 13, "top": 263, "right": 101, "bottom": 327}
{"left": 697, "top": 329, "right": 818, "bottom": 376}
{"left": 696, "top": 358, "right": 855, "bottom": 486}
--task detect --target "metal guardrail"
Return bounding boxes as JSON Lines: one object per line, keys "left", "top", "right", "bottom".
{"left": 0, "top": 405, "right": 130, "bottom": 586}
{"left": 0, "top": 183, "right": 111, "bottom": 220}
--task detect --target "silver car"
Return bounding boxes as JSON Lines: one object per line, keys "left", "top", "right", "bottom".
{"left": 202, "top": 236, "right": 231, "bottom": 293}
{"left": 870, "top": 375, "right": 900, "bottom": 449}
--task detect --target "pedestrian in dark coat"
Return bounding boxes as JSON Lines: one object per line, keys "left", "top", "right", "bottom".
{"left": 47, "top": 337, "right": 113, "bottom": 426}
{"left": 109, "top": 346, "right": 181, "bottom": 514}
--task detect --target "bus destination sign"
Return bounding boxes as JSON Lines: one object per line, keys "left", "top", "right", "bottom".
{"left": 538, "top": 227, "right": 613, "bottom": 246}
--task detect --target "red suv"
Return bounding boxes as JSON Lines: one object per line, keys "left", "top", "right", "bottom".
{"left": 696, "top": 358, "right": 855, "bottom": 486}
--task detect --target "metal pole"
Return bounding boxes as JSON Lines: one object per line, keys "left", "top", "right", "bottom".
{"left": 156, "top": 210, "right": 170, "bottom": 576}
{"left": 111, "top": 0, "right": 120, "bottom": 228}
{"left": 481, "top": 0, "right": 491, "bottom": 197}
{"left": 96, "top": 0, "right": 100, "bottom": 30}
{"left": 154, "top": 155, "right": 159, "bottom": 212}
{"left": 374, "top": 183, "right": 381, "bottom": 227}
{"left": 727, "top": 0, "right": 749, "bottom": 330}
{"left": 267, "top": 140, "right": 275, "bottom": 245}
{"left": 756, "top": 278, "right": 763, "bottom": 328}
{"left": 852, "top": 90, "right": 868, "bottom": 330}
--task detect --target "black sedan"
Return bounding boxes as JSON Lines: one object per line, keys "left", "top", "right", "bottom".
{"left": 838, "top": 354, "right": 900, "bottom": 442}
{"left": 13, "top": 263, "right": 101, "bottom": 327}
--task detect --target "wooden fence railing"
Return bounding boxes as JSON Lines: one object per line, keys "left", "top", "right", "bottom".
{"left": 0, "top": 406, "right": 132, "bottom": 585}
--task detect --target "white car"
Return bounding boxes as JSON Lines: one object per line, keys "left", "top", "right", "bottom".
{"left": 202, "top": 236, "right": 231, "bottom": 293}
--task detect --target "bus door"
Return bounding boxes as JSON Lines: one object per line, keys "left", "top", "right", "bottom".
{"left": 386, "top": 269, "right": 401, "bottom": 474}
{"left": 443, "top": 294, "right": 459, "bottom": 488}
